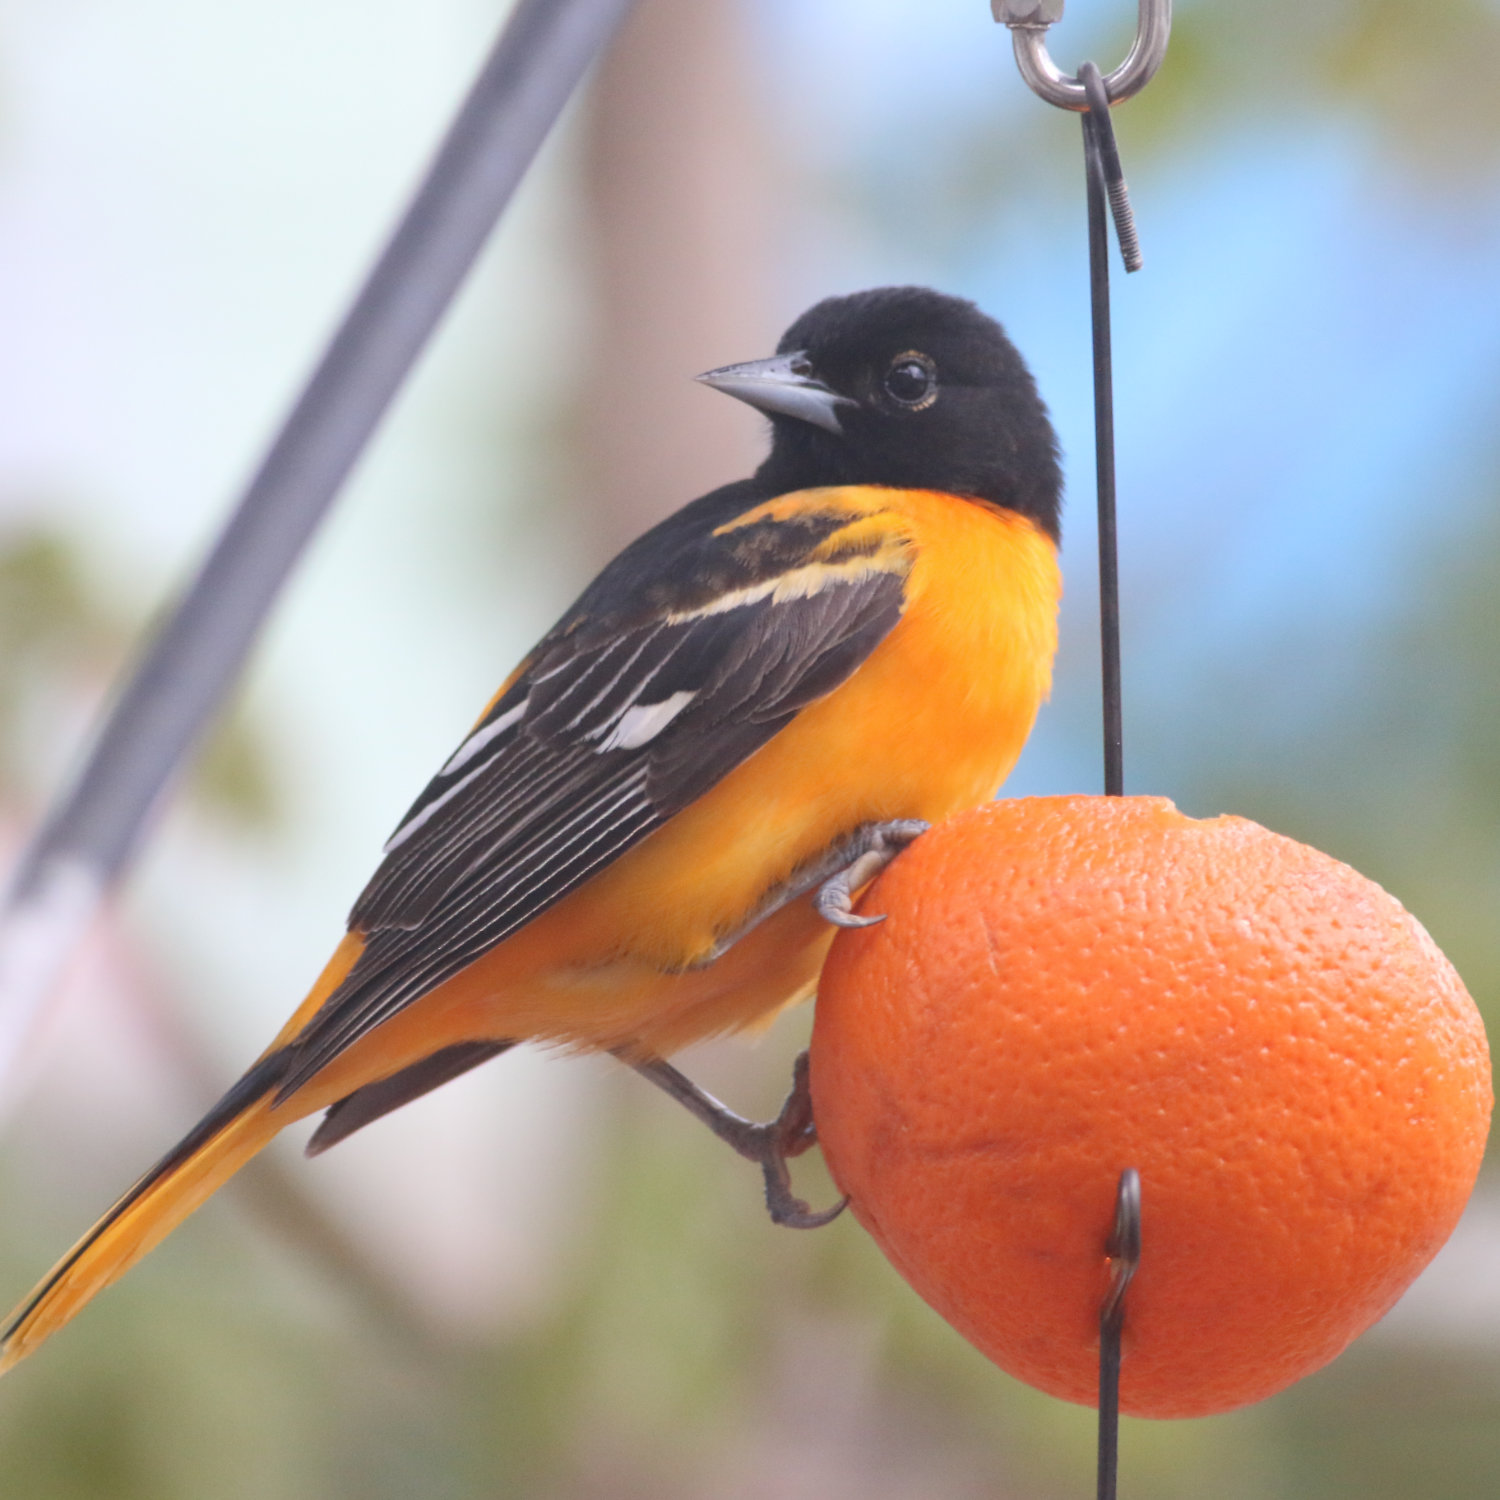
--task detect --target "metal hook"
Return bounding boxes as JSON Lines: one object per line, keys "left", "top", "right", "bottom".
{"left": 1101, "top": 1166, "right": 1142, "bottom": 1328}
{"left": 1097, "top": 1167, "right": 1141, "bottom": 1500}
{"left": 992, "top": 0, "right": 1172, "bottom": 112}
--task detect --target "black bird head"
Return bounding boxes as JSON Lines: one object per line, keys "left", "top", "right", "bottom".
{"left": 697, "top": 286, "right": 1061, "bottom": 542}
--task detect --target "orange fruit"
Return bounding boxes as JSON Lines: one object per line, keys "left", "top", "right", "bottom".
{"left": 810, "top": 795, "right": 1491, "bottom": 1418}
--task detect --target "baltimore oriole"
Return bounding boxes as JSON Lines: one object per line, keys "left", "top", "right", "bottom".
{"left": 0, "top": 284, "right": 1061, "bottom": 1372}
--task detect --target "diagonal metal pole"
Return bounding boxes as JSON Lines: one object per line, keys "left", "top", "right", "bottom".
{"left": 0, "top": 0, "right": 640, "bottom": 1101}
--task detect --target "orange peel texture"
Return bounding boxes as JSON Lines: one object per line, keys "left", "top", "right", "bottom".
{"left": 810, "top": 795, "right": 1492, "bottom": 1418}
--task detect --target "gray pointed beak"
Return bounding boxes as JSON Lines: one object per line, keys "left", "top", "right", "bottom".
{"left": 695, "top": 351, "right": 854, "bottom": 435}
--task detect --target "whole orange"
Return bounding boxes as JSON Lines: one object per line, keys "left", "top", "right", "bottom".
{"left": 810, "top": 795, "right": 1491, "bottom": 1418}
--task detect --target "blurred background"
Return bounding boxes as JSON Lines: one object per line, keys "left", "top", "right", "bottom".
{"left": 0, "top": 0, "right": 1498, "bottom": 1493}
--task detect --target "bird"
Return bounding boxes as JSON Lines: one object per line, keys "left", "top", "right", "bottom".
{"left": 0, "top": 284, "right": 1062, "bottom": 1374}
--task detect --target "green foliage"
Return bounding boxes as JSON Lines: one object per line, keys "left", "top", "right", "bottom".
{"left": 0, "top": 521, "right": 280, "bottom": 830}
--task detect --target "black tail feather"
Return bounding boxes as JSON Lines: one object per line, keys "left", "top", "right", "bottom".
{"left": 305, "top": 1040, "right": 514, "bottom": 1156}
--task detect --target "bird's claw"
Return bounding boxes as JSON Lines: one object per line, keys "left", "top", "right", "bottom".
{"left": 627, "top": 1049, "right": 845, "bottom": 1228}
{"left": 814, "top": 819, "right": 929, "bottom": 930}
{"left": 815, "top": 867, "right": 888, "bottom": 929}
{"left": 766, "top": 1181, "right": 849, "bottom": 1230}
{"left": 756, "top": 1051, "right": 847, "bottom": 1229}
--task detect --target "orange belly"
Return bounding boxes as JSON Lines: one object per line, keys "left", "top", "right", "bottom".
{"left": 289, "top": 488, "right": 1059, "bottom": 1103}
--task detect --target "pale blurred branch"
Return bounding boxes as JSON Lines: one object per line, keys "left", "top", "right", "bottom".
{"left": 0, "top": 0, "right": 641, "bottom": 1112}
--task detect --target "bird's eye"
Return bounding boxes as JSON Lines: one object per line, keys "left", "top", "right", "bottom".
{"left": 883, "top": 352, "right": 938, "bottom": 410}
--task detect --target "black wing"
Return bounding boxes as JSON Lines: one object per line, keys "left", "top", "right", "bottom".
{"left": 276, "top": 490, "right": 911, "bottom": 1095}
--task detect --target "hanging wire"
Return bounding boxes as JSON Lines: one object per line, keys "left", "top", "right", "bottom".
{"left": 1081, "top": 60, "right": 1126, "bottom": 796}
{"left": 1080, "top": 61, "right": 1143, "bottom": 274}
{"left": 996, "top": 0, "right": 1168, "bottom": 802}
{"left": 997, "top": 5, "right": 1169, "bottom": 1494}
{"left": 1000, "top": 0, "right": 1167, "bottom": 800}
{"left": 0, "top": 0, "right": 641, "bottom": 1107}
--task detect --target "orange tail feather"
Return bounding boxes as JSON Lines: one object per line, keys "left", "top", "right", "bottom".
{"left": 0, "top": 1053, "right": 292, "bottom": 1374}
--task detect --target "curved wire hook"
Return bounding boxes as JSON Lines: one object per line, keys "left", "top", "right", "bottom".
{"left": 993, "top": 0, "right": 1172, "bottom": 111}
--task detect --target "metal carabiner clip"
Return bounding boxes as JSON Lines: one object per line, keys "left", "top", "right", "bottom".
{"left": 992, "top": 0, "right": 1172, "bottom": 112}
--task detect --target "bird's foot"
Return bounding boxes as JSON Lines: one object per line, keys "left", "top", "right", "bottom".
{"left": 627, "top": 1049, "right": 846, "bottom": 1229}
{"left": 814, "top": 818, "right": 929, "bottom": 929}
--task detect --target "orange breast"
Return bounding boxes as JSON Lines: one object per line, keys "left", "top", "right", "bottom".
{"left": 571, "top": 489, "right": 1060, "bottom": 958}
{"left": 295, "top": 487, "right": 1061, "bottom": 1097}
